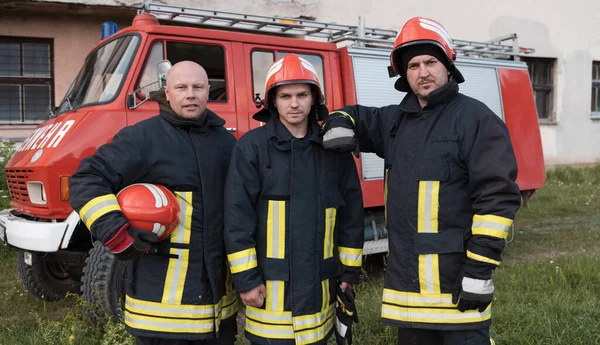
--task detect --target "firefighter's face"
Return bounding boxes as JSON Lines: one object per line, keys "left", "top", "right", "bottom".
{"left": 406, "top": 55, "right": 450, "bottom": 104}
{"left": 165, "top": 61, "right": 210, "bottom": 119}
{"left": 274, "top": 83, "right": 313, "bottom": 128}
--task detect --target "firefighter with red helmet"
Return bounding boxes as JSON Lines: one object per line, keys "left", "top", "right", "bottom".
{"left": 69, "top": 61, "right": 238, "bottom": 344}
{"left": 320, "top": 17, "right": 521, "bottom": 345}
{"left": 224, "top": 54, "right": 364, "bottom": 345}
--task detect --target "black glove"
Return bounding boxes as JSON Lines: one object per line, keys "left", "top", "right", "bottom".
{"left": 104, "top": 224, "right": 159, "bottom": 261}
{"left": 452, "top": 273, "right": 494, "bottom": 313}
{"left": 335, "top": 285, "right": 359, "bottom": 345}
{"left": 321, "top": 114, "right": 359, "bottom": 157}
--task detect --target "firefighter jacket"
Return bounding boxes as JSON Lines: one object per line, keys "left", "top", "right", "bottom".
{"left": 330, "top": 80, "right": 521, "bottom": 331}
{"left": 69, "top": 96, "right": 238, "bottom": 340}
{"left": 224, "top": 115, "right": 365, "bottom": 345}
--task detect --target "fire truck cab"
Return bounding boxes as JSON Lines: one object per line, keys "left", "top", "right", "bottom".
{"left": 0, "top": 3, "right": 545, "bottom": 319}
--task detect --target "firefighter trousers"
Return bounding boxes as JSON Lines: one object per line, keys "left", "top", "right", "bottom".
{"left": 397, "top": 327, "right": 493, "bottom": 345}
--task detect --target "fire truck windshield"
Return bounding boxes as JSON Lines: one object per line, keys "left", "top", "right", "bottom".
{"left": 55, "top": 34, "right": 140, "bottom": 114}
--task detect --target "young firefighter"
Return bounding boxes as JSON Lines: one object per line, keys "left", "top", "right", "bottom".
{"left": 224, "top": 54, "right": 364, "bottom": 345}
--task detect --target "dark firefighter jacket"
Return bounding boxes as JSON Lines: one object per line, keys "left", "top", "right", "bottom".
{"left": 331, "top": 80, "right": 521, "bottom": 331}
{"left": 69, "top": 93, "right": 238, "bottom": 340}
{"left": 224, "top": 115, "right": 365, "bottom": 345}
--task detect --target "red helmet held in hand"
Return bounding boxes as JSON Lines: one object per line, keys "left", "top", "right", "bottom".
{"left": 117, "top": 184, "right": 180, "bottom": 242}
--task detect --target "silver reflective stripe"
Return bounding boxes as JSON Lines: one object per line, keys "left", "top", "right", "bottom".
{"left": 292, "top": 304, "right": 335, "bottom": 329}
{"left": 462, "top": 277, "right": 494, "bottom": 295}
{"left": 81, "top": 199, "right": 118, "bottom": 224}
{"left": 295, "top": 314, "right": 335, "bottom": 343}
{"left": 229, "top": 253, "right": 257, "bottom": 268}
{"left": 424, "top": 181, "right": 435, "bottom": 294}
{"left": 166, "top": 248, "right": 185, "bottom": 304}
{"left": 472, "top": 221, "right": 510, "bottom": 233}
{"left": 245, "top": 308, "right": 292, "bottom": 323}
{"left": 323, "top": 127, "right": 355, "bottom": 142}
{"left": 126, "top": 299, "right": 213, "bottom": 317}
{"left": 125, "top": 315, "right": 214, "bottom": 330}
{"left": 271, "top": 201, "right": 281, "bottom": 258}
{"left": 382, "top": 305, "right": 492, "bottom": 320}
{"left": 175, "top": 192, "right": 189, "bottom": 243}
{"left": 269, "top": 281, "right": 279, "bottom": 311}
{"left": 246, "top": 320, "right": 294, "bottom": 337}
{"left": 339, "top": 251, "right": 361, "bottom": 263}
{"left": 382, "top": 291, "right": 452, "bottom": 304}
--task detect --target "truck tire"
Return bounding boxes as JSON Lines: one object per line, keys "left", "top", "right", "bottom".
{"left": 80, "top": 241, "right": 127, "bottom": 325}
{"left": 16, "top": 249, "right": 82, "bottom": 302}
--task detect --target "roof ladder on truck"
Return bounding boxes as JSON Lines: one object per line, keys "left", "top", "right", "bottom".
{"left": 140, "top": 2, "right": 535, "bottom": 60}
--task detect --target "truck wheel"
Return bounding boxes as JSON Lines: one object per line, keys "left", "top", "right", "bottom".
{"left": 80, "top": 241, "right": 127, "bottom": 325}
{"left": 16, "top": 249, "right": 82, "bottom": 302}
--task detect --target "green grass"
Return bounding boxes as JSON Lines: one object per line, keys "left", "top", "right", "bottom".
{"left": 0, "top": 164, "right": 600, "bottom": 344}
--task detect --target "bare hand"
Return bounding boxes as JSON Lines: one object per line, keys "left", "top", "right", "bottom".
{"left": 240, "top": 284, "right": 266, "bottom": 307}
{"left": 340, "top": 282, "right": 353, "bottom": 292}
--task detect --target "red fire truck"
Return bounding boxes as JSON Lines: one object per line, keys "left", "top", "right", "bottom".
{"left": 0, "top": 3, "right": 545, "bottom": 318}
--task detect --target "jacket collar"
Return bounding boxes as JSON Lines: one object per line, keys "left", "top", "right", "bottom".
{"left": 265, "top": 115, "right": 321, "bottom": 150}
{"left": 399, "top": 80, "right": 459, "bottom": 114}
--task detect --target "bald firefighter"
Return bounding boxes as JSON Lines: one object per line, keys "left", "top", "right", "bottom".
{"left": 320, "top": 17, "right": 521, "bottom": 345}
{"left": 70, "top": 61, "right": 238, "bottom": 345}
{"left": 224, "top": 54, "right": 364, "bottom": 345}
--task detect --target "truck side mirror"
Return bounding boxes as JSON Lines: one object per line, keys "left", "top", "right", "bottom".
{"left": 157, "top": 60, "right": 172, "bottom": 89}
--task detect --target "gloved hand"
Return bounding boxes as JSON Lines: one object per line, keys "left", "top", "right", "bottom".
{"left": 452, "top": 274, "right": 494, "bottom": 313}
{"left": 321, "top": 114, "right": 359, "bottom": 156}
{"left": 104, "top": 224, "right": 159, "bottom": 261}
{"left": 335, "top": 284, "right": 359, "bottom": 345}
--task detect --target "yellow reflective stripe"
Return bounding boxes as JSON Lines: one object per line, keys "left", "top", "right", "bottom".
{"left": 126, "top": 295, "right": 214, "bottom": 318}
{"left": 227, "top": 248, "right": 258, "bottom": 274}
{"left": 267, "top": 200, "right": 286, "bottom": 259}
{"left": 324, "top": 207, "right": 336, "bottom": 258}
{"left": 79, "top": 194, "right": 120, "bottom": 229}
{"left": 330, "top": 110, "right": 356, "bottom": 126}
{"left": 266, "top": 280, "right": 285, "bottom": 312}
{"left": 382, "top": 288, "right": 455, "bottom": 308}
{"left": 160, "top": 248, "right": 190, "bottom": 304}
{"left": 245, "top": 317, "right": 295, "bottom": 339}
{"left": 339, "top": 246, "right": 362, "bottom": 267}
{"left": 381, "top": 303, "right": 491, "bottom": 324}
{"left": 171, "top": 192, "right": 193, "bottom": 244}
{"left": 472, "top": 214, "right": 513, "bottom": 240}
{"left": 321, "top": 279, "right": 329, "bottom": 310}
{"left": 418, "top": 181, "right": 441, "bottom": 294}
{"left": 220, "top": 290, "right": 239, "bottom": 320}
{"left": 292, "top": 303, "right": 335, "bottom": 331}
{"left": 124, "top": 310, "right": 214, "bottom": 333}
{"left": 295, "top": 311, "right": 335, "bottom": 345}
{"left": 384, "top": 168, "right": 389, "bottom": 226}
{"left": 467, "top": 250, "right": 501, "bottom": 266}
{"left": 245, "top": 306, "right": 292, "bottom": 325}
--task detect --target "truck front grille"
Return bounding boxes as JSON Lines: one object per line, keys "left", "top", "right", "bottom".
{"left": 5, "top": 168, "right": 32, "bottom": 203}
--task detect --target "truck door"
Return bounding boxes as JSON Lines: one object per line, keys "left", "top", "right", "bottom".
{"left": 126, "top": 38, "right": 237, "bottom": 133}
{"left": 239, "top": 44, "right": 331, "bottom": 136}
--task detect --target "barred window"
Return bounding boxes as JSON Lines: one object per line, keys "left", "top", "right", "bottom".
{"left": 0, "top": 37, "right": 53, "bottom": 124}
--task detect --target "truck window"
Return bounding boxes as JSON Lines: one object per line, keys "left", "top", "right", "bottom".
{"left": 165, "top": 42, "right": 228, "bottom": 102}
{"left": 251, "top": 50, "right": 326, "bottom": 104}
{"left": 137, "top": 42, "right": 164, "bottom": 96}
{"left": 251, "top": 51, "right": 275, "bottom": 101}
{"left": 56, "top": 35, "right": 140, "bottom": 113}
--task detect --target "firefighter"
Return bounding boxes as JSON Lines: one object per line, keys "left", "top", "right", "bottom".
{"left": 320, "top": 17, "right": 522, "bottom": 345}
{"left": 69, "top": 61, "right": 238, "bottom": 345}
{"left": 224, "top": 54, "right": 364, "bottom": 345}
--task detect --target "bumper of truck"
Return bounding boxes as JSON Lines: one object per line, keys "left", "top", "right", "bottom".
{"left": 0, "top": 209, "right": 81, "bottom": 252}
